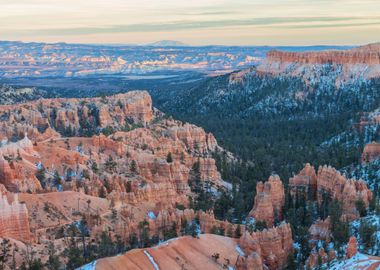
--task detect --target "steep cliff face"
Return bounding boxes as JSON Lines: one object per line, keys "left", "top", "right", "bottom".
{"left": 266, "top": 44, "right": 380, "bottom": 65}
{"left": 0, "top": 194, "right": 31, "bottom": 242}
{"left": 249, "top": 175, "right": 285, "bottom": 227}
{"left": 259, "top": 44, "right": 380, "bottom": 82}
{"left": 290, "top": 164, "right": 373, "bottom": 220}
{"left": 238, "top": 223, "right": 293, "bottom": 270}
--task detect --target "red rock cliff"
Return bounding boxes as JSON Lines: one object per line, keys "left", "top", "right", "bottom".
{"left": 267, "top": 44, "right": 380, "bottom": 65}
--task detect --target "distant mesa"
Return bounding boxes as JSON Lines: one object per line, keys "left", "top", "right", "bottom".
{"left": 266, "top": 42, "right": 380, "bottom": 65}
{"left": 146, "top": 40, "right": 188, "bottom": 47}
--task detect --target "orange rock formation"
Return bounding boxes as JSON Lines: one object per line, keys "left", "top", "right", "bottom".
{"left": 238, "top": 222, "right": 293, "bottom": 270}
{"left": 249, "top": 175, "right": 285, "bottom": 227}
{"left": 346, "top": 236, "right": 358, "bottom": 259}
{"left": 290, "top": 164, "right": 372, "bottom": 220}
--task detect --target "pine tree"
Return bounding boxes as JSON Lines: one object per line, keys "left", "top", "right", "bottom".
{"left": 166, "top": 152, "right": 173, "bottom": 163}
{"left": 0, "top": 239, "right": 11, "bottom": 270}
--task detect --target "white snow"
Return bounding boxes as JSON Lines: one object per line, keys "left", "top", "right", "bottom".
{"left": 76, "top": 260, "right": 96, "bottom": 270}
{"left": 147, "top": 211, "right": 156, "bottom": 220}
{"left": 235, "top": 245, "right": 245, "bottom": 257}
{"left": 328, "top": 253, "right": 380, "bottom": 270}
{"left": 351, "top": 215, "right": 380, "bottom": 256}
{"left": 144, "top": 250, "right": 160, "bottom": 270}
{"left": 155, "top": 237, "right": 180, "bottom": 248}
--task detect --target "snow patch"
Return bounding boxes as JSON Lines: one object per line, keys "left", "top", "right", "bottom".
{"left": 328, "top": 253, "right": 380, "bottom": 270}
{"left": 147, "top": 211, "right": 156, "bottom": 220}
{"left": 235, "top": 245, "right": 245, "bottom": 257}
{"left": 144, "top": 250, "right": 160, "bottom": 270}
{"left": 76, "top": 260, "right": 96, "bottom": 270}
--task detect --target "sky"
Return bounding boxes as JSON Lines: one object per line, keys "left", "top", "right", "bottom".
{"left": 0, "top": 0, "right": 380, "bottom": 45}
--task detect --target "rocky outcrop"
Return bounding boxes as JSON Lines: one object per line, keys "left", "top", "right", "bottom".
{"left": 236, "top": 252, "right": 263, "bottom": 270}
{"left": 168, "top": 123, "right": 218, "bottom": 153}
{"left": 290, "top": 164, "right": 373, "bottom": 220}
{"left": 306, "top": 247, "right": 333, "bottom": 269}
{"left": 238, "top": 222, "right": 293, "bottom": 270}
{"left": 317, "top": 166, "right": 372, "bottom": 220}
{"left": 362, "top": 142, "right": 380, "bottom": 163}
{"left": 309, "top": 217, "right": 331, "bottom": 244}
{"left": 346, "top": 236, "right": 358, "bottom": 259}
{"left": 0, "top": 154, "right": 42, "bottom": 193}
{"left": 289, "top": 163, "right": 317, "bottom": 200}
{"left": 249, "top": 175, "right": 285, "bottom": 227}
{"left": 0, "top": 194, "right": 31, "bottom": 242}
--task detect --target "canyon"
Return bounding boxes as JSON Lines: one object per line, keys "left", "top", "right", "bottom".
{"left": 0, "top": 42, "right": 379, "bottom": 269}
{"left": 0, "top": 91, "right": 296, "bottom": 270}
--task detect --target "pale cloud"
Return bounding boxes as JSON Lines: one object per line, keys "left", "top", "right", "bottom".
{"left": 0, "top": 0, "right": 379, "bottom": 45}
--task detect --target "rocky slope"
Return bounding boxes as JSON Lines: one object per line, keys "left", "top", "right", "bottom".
{"left": 82, "top": 223, "right": 293, "bottom": 270}
{"left": 86, "top": 234, "right": 241, "bottom": 270}
{"left": 0, "top": 91, "right": 227, "bottom": 266}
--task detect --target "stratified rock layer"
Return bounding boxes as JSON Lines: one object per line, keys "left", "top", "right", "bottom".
{"left": 258, "top": 43, "right": 380, "bottom": 84}
{"left": 266, "top": 44, "right": 380, "bottom": 65}
{"left": 0, "top": 194, "right": 31, "bottom": 242}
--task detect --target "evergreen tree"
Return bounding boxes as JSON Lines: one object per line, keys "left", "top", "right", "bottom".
{"left": 166, "top": 152, "right": 173, "bottom": 163}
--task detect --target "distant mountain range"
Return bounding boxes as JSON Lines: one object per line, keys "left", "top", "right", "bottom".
{"left": 0, "top": 40, "right": 351, "bottom": 78}
{"left": 146, "top": 40, "right": 188, "bottom": 47}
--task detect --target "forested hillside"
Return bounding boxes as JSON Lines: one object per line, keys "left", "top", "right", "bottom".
{"left": 159, "top": 67, "right": 380, "bottom": 181}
